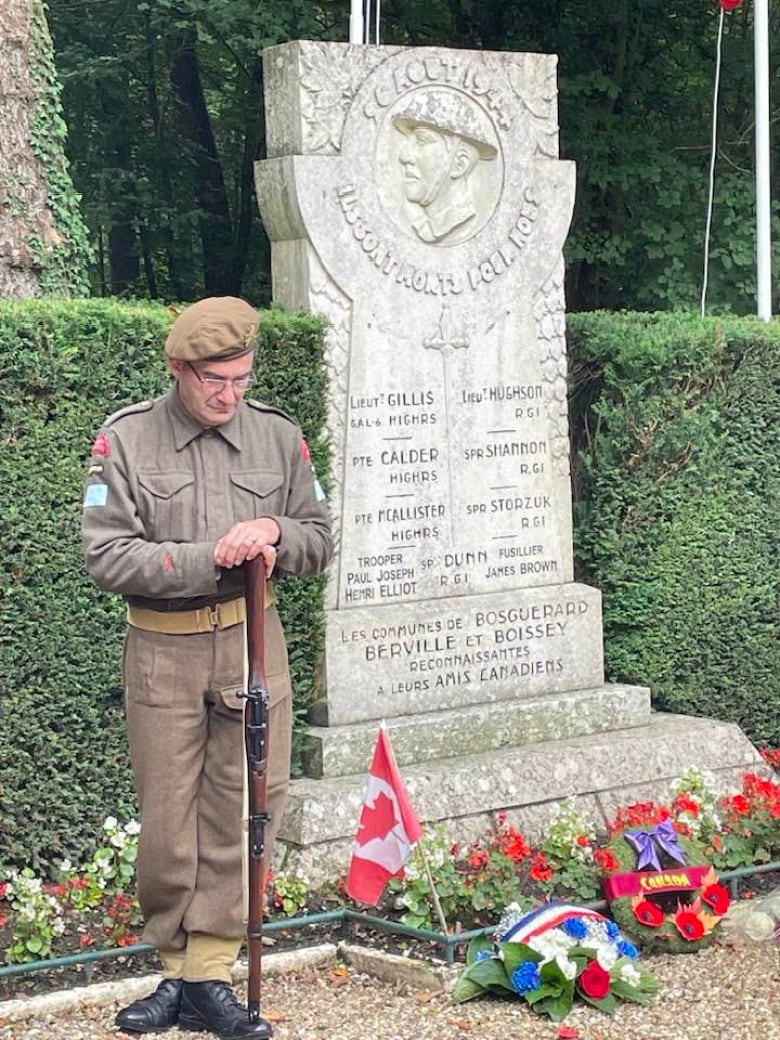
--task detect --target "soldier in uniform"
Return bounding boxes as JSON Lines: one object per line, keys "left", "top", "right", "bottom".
{"left": 82, "top": 297, "right": 332, "bottom": 1038}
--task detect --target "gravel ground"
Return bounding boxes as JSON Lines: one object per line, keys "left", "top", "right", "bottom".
{"left": 1, "top": 940, "right": 778, "bottom": 1040}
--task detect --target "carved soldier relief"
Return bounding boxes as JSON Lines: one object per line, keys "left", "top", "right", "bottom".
{"left": 376, "top": 87, "right": 503, "bottom": 246}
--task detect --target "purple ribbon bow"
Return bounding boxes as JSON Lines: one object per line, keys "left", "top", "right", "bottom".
{"left": 624, "top": 819, "right": 688, "bottom": 872}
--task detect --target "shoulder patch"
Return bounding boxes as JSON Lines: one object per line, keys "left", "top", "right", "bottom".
{"left": 104, "top": 400, "right": 154, "bottom": 427}
{"left": 246, "top": 399, "right": 296, "bottom": 425}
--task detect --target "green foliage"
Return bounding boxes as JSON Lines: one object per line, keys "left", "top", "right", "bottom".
{"left": 569, "top": 311, "right": 780, "bottom": 748}
{"left": 47, "top": 0, "right": 780, "bottom": 310}
{"left": 0, "top": 299, "right": 328, "bottom": 876}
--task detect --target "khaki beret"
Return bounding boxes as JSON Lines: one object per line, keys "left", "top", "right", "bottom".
{"left": 165, "top": 297, "right": 260, "bottom": 361}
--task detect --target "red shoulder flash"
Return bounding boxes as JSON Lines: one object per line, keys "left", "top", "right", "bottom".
{"left": 301, "top": 439, "right": 311, "bottom": 461}
{"left": 92, "top": 433, "right": 111, "bottom": 457}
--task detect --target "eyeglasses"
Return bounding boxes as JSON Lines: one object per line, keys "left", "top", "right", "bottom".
{"left": 186, "top": 362, "right": 255, "bottom": 392}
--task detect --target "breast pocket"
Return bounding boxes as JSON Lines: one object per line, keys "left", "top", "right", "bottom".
{"left": 230, "top": 469, "right": 284, "bottom": 522}
{"left": 137, "top": 470, "right": 196, "bottom": 541}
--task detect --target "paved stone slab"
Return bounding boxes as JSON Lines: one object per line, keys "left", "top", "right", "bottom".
{"left": 304, "top": 682, "right": 650, "bottom": 777}
{"left": 278, "top": 713, "right": 763, "bottom": 881}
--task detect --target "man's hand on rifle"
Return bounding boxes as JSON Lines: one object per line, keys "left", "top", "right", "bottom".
{"left": 214, "top": 518, "right": 280, "bottom": 576}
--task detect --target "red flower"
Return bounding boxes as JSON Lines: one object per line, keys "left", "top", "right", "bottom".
{"left": 467, "top": 848, "right": 489, "bottom": 870}
{"left": 80, "top": 934, "right": 96, "bottom": 948}
{"left": 674, "top": 909, "right": 705, "bottom": 941}
{"left": 673, "top": 794, "right": 701, "bottom": 817}
{"left": 530, "top": 852, "right": 554, "bottom": 882}
{"left": 576, "top": 834, "right": 591, "bottom": 847}
{"left": 557, "top": 1029, "right": 581, "bottom": 1039}
{"left": 0, "top": 883, "right": 8, "bottom": 900}
{"left": 594, "top": 848, "right": 619, "bottom": 872}
{"left": 499, "top": 828, "right": 531, "bottom": 863}
{"left": 720, "top": 0, "right": 744, "bottom": 9}
{"left": 633, "top": 899, "right": 665, "bottom": 928}
{"left": 728, "top": 794, "right": 751, "bottom": 816}
{"left": 702, "top": 884, "right": 730, "bottom": 916}
{"left": 577, "top": 960, "right": 612, "bottom": 1000}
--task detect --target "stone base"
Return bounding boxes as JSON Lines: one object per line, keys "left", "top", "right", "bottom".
{"left": 277, "top": 712, "right": 764, "bottom": 882}
{"left": 303, "top": 683, "right": 651, "bottom": 778}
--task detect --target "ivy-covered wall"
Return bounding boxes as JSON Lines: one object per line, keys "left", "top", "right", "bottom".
{"left": 0, "top": 300, "right": 327, "bottom": 875}
{"left": 569, "top": 311, "right": 780, "bottom": 750}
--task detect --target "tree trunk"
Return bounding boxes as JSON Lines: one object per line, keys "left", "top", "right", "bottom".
{"left": 0, "top": 0, "right": 91, "bottom": 296}
{"left": 167, "top": 27, "right": 234, "bottom": 296}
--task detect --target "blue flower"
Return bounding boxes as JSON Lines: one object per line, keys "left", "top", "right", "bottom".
{"left": 474, "top": 950, "right": 492, "bottom": 964}
{"left": 617, "top": 939, "right": 639, "bottom": 959}
{"left": 562, "top": 917, "right": 589, "bottom": 940}
{"left": 510, "top": 961, "right": 541, "bottom": 995}
{"left": 605, "top": 920, "right": 621, "bottom": 940}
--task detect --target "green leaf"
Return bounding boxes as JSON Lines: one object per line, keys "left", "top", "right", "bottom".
{"left": 465, "top": 937, "right": 494, "bottom": 966}
{"left": 451, "top": 974, "right": 487, "bottom": 1005}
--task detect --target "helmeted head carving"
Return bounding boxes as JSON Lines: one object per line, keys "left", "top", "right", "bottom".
{"left": 392, "top": 90, "right": 498, "bottom": 245}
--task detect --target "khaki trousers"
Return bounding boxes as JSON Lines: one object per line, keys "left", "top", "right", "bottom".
{"left": 124, "top": 608, "right": 292, "bottom": 963}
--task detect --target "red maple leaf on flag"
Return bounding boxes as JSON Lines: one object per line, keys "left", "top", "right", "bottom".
{"left": 346, "top": 727, "right": 423, "bottom": 905}
{"left": 357, "top": 791, "right": 398, "bottom": 845}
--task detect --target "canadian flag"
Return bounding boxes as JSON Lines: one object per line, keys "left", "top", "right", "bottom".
{"left": 345, "top": 725, "right": 423, "bottom": 905}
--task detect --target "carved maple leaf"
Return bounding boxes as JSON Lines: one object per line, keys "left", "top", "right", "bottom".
{"left": 357, "top": 791, "right": 398, "bottom": 845}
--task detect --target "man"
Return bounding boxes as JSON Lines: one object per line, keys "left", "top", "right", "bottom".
{"left": 393, "top": 89, "right": 498, "bottom": 245}
{"left": 82, "top": 297, "right": 332, "bottom": 1038}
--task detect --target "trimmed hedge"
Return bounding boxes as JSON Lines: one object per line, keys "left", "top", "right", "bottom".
{"left": 569, "top": 311, "right": 780, "bottom": 750}
{"left": 1, "top": 303, "right": 778, "bottom": 876}
{"left": 0, "top": 300, "right": 328, "bottom": 875}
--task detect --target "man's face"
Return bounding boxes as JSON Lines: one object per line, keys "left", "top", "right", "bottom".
{"left": 170, "top": 352, "right": 255, "bottom": 427}
{"left": 398, "top": 126, "right": 452, "bottom": 205}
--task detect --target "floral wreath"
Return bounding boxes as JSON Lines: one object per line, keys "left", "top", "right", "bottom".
{"left": 598, "top": 821, "right": 730, "bottom": 954}
{"left": 453, "top": 902, "right": 658, "bottom": 1020}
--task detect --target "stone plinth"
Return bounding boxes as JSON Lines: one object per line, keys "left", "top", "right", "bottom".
{"left": 279, "top": 714, "right": 765, "bottom": 882}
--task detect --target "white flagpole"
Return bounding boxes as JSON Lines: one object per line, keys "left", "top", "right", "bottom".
{"left": 754, "top": 0, "right": 772, "bottom": 320}
{"left": 349, "top": 0, "right": 363, "bottom": 44}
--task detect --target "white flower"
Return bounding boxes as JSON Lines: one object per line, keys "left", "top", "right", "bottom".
{"left": 555, "top": 952, "right": 577, "bottom": 980}
{"left": 529, "top": 929, "right": 577, "bottom": 963}
{"left": 619, "top": 963, "right": 642, "bottom": 987}
{"left": 110, "top": 832, "right": 127, "bottom": 849}
{"left": 595, "top": 943, "right": 619, "bottom": 970}
{"left": 124, "top": 819, "right": 141, "bottom": 836}
{"left": 103, "top": 815, "right": 119, "bottom": 831}
{"left": 52, "top": 918, "right": 66, "bottom": 936}
{"left": 59, "top": 858, "right": 73, "bottom": 873}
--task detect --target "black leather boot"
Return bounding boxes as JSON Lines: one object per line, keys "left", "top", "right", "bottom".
{"left": 115, "top": 978, "right": 183, "bottom": 1034}
{"left": 179, "top": 981, "right": 273, "bottom": 1038}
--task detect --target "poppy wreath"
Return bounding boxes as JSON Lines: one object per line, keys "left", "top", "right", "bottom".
{"left": 597, "top": 823, "right": 730, "bottom": 955}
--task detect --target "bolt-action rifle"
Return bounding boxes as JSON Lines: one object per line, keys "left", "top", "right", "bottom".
{"left": 242, "top": 557, "right": 272, "bottom": 1026}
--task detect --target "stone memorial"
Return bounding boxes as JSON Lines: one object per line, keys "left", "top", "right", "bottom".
{"left": 255, "top": 42, "right": 764, "bottom": 877}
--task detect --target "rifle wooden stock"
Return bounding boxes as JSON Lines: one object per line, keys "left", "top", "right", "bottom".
{"left": 243, "top": 557, "right": 270, "bottom": 1023}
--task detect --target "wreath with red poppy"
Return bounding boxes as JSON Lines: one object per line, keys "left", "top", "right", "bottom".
{"left": 598, "top": 831, "right": 730, "bottom": 955}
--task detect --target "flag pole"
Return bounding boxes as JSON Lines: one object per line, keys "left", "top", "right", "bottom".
{"left": 415, "top": 842, "right": 450, "bottom": 936}
{"left": 348, "top": 0, "right": 363, "bottom": 44}
{"left": 754, "top": 0, "right": 772, "bottom": 320}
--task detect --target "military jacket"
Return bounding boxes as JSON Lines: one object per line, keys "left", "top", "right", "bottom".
{"left": 81, "top": 386, "right": 332, "bottom": 609}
